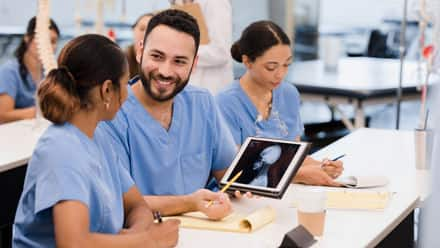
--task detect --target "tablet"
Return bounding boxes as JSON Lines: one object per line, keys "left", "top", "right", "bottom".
{"left": 219, "top": 137, "right": 311, "bottom": 199}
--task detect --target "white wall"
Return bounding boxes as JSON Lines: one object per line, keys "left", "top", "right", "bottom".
{"left": 0, "top": 0, "right": 269, "bottom": 39}
{"left": 319, "top": 0, "right": 418, "bottom": 30}
{"left": 0, "top": 0, "right": 427, "bottom": 31}
{"left": 0, "top": 0, "right": 171, "bottom": 28}
{"left": 231, "top": 0, "right": 269, "bottom": 40}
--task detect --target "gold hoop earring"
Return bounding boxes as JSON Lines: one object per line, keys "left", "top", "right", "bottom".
{"left": 104, "top": 102, "right": 110, "bottom": 110}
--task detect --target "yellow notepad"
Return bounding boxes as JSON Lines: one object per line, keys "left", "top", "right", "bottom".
{"left": 292, "top": 191, "right": 392, "bottom": 210}
{"left": 164, "top": 206, "right": 276, "bottom": 233}
{"left": 326, "top": 191, "right": 391, "bottom": 210}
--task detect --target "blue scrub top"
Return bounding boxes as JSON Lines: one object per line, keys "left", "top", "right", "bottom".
{"left": 0, "top": 58, "right": 37, "bottom": 108}
{"left": 97, "top": 84, "right": 237, "bottom": 196}
{"left": 216, "top": 80, "right": 304, "bottom": 145}
{"left": 13, "top": 123, "right": 134, "bottom": 248}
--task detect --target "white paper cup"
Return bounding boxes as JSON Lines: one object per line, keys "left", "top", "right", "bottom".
{"left": 297, "top": 189, "right": 326, "bottom": 213}
{"left": 297, "top": 189, "right": 327, "bottom": 236}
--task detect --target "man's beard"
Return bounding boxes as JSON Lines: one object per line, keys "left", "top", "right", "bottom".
{"left": 138, "top": 68, "right": 189, "bottom": 102}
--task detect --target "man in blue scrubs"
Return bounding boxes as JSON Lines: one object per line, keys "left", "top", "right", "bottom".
{"left": 98, "top": 10, "right": 236, "bottom": 220}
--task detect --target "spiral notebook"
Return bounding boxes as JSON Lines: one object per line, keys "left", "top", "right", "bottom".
{"left": 164, "top": 206, "right": 276, "bottom": 233}
{"left": 335, "top": 176, "right": 389, "bottom": 188}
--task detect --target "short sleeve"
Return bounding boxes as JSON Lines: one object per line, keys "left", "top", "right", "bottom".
{"left": 117, "top": 155, "right": 135, "bottom": 193}
{"left": 216, "top": 94, "right": 242, "bottom": 145}
{"left": 34, "top": 167, "right": 90, "bottom": 214}
{"left": 98, "top": 114, "right": 131, "bottom": 172}
{"left": 0, "top": 63, "right": 19, "bottom": 99}
{"left": 210, "top": 96, "right": 237, "bottom": 171}
{"left": 95, "top": 120, "right": 134, "bottom": 193}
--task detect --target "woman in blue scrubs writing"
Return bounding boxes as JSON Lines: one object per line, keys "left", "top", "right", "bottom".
{"left": 13, "top": 34, "right": 179, "bottom": 247}
{"left": 216, "top": 21, "right": 343, "bottom": 186}
{"left": 0, "top": 17, "right": 59, "bottom": 124}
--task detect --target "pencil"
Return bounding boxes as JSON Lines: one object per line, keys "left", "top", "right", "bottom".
{"left": 206, "top": 170, "right": 243, "bottom": 207}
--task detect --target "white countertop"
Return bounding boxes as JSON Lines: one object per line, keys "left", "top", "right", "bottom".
{"left": 178, "top": 128, "right": 425, "bottom": 248}
{"left": 0, "top": 119, "right": 49, "bottom": 173}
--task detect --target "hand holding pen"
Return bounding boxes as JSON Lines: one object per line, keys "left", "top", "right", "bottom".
{"left": 149, "top": 211, "right": 180, "bottom": 248}
{"left": 321, "top": 154, "right": 345, "bottom": 179}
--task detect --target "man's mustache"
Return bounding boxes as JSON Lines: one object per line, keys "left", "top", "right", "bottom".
{"left": 151, "top": 73, "right": 176, "bottom": 82}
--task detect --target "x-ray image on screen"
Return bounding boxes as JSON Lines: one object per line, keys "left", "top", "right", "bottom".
{"left": 227, "top": 139, "right": 300, "bottom": 188}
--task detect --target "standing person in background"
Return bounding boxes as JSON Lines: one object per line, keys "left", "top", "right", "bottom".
{"left": 13, "top": 34, "right": 179, "bottom": 247}
{"left": 170, "top": 0, "right": 233, "bottom": 95}
{"left": 0, "top": 16, "right": 59, "bottom": 124}
{"left": 217, "top": 21, "right": 343, "bottom": 186}
{"left": 126, "top": 13, "right": 154, "bottom": 79}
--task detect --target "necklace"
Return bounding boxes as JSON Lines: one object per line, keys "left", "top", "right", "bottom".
{"left": 266, "top": 101, "right": 273, "bottom": 118}
{"left": 239, "top": 77, "right": 273, "bottom": 120}
{"left": 258, "top": 95, "right": 273, "bottom": 120}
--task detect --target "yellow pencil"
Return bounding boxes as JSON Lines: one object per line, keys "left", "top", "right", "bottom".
{"left": 206, "top": 170, "right": 243, "bottom": 207}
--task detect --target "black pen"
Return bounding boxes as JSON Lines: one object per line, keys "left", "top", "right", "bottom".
{"left": 331, "top": 154, "right": 346, "bottom": 161}
{"left": 153, "top": 211, "right": 162, "bottom": 223}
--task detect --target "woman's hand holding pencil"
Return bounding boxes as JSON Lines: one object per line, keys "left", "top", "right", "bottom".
{"left": 321, "top": 155, "right": 345, "bottom": 179}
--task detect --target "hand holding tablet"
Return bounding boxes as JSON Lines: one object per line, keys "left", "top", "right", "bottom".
{"left": 220, "top": 137, "right": 311, "bottom": 199}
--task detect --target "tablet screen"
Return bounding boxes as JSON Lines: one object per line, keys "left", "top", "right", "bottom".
{"left": 226, "top": 139, "right": 300, "bottom": 188}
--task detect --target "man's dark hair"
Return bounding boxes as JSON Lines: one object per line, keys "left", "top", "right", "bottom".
{"left": 143, "top": 9, "right": 200, "bottom": 55}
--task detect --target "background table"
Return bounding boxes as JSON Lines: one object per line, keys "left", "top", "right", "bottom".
{"left": 286, "top": 57, "right": 435, "bottom": 129}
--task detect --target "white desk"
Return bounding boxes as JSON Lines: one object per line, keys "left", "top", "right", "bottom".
{"left": 0, "top": 119, "right": 49, "bottom": 173}
{"left": 312, "top": 128, "right": 429, "bottom": 203}
{"left": 178, "top": 128, "right": 425, "bottom": 248}
{"left": 0, "top": 123, "right": 427, "bottom": 247}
